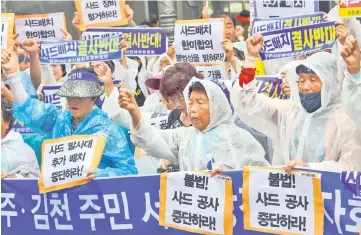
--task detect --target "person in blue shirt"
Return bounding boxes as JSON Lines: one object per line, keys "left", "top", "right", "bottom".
{"left": 4, "top": 63, "right": 138, "bottom": 177}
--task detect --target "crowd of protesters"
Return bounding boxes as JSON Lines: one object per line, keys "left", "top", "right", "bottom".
{"left": 1, "top": 3, "right": 361, "bottom": 181}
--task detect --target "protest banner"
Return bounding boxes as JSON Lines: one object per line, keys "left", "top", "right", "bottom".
{"left": 12, "top": 120, "right": 34, "bottom": 134}
{"left": 341, "top": 171, "right": 361, "bottom": 196}
{"left": 251, "top": 12, "right": 325, "bottom": 35}
{"left": 135, "top": 146, "right": 148, "bottom": 158}
{"left": 75, "top": 0, "right": 127, "bottom": 31}
{"left": 259, "top": 21, "right": 337, "bottom": 60}
{"left": 255, "top": 76, "right": 284, "bottom": 99}
{"left": 15, "top": 13, "right": 66, "bottom": 43}
{"left": 38, "top": 135, "right": 106, "bottom": 193}
{"left": 2, "top": 169, "right": 361, "bottom": 235}
{"left": 195, "top": 65, "right": 226, "bottom": 80}
{"left": 174, "top": 18, "right": 225, "bottom": 65}
{"left": 1, "top": 13, "right": 15, "bottom": 49}
{"left": 42, "top": 86, "right": 67, "bottom": 111}
{"left": 339, "top": 0, "right": 361, "bottom": 17}
{"left": 82, "top": 27, "right": 168, "bottom": 56}
{"left": 252, "top": 0, "right": 319, "bottom": 18}
{"left": 150, "top": 112, "right": 169, "bottom": 130}
{"left": 39, "top": 36, "right": 123, "bottom": 64}
{"left": 243, "top": 167, "right": 324, "bottom": 234}
{"left": 159, "top": 171, "right": 233, "bottom": 235}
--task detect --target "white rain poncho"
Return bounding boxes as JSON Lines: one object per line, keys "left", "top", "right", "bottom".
{"left": 114, "top": 57, "right": 152, "bottom": 97}
{"left": 102, "top": 88, "right": 170, "bottom": 130}
{"left": 151, "top": 53, "right": 173, "bottom": 76}
{"left": 131, "top": 78, "right": 269, "bottom": 171}
{"left": 1, "top": 130, "right": 40, "bottom": 178}
{"left": 328, "top": 6, "right": 361, "bottom": 49}
{"left": 342, "top": 71, "right": 361, "bottom": 127}
{"left": 328, "top": 6, "right": 361, "bottom": 86}
{"left": 231, "top": 52, "right": 361, "bottom": 171}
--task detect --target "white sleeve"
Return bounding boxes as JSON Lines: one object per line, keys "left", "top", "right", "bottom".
{"left": 342, "top": 70, "right": 361, "bottom": 126}
{"left": 6, "top": 72, "right": 29, "bottom": 105}
{"left": 113, "top": 58, "right": 138, "bottom": 92}
{"left": 41, "top": 64, "right": 57, "bottom": 85}
{"left": 308, "top": 129, "right": 361, "bottom": 172}
{"left": 102, "top": 88, "right": 132, "bottom": 129}
{"left": 231, "top": 79, "right": 295, "bottom": 140}
{"left": 102, "top": 88, "right": 155, "bottom": 130}
{"left": 131, "top": 116, "right": 182, "bottom": 162}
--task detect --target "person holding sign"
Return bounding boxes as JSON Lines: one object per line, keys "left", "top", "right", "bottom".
{"left": 3, "top": 45, "right": 138, "bottom": 177}
{"left": 119, "top": 75, "right": 269, "bottom": 172}
{"left": 1, "top": 99, "right": 39, "bottom": 179}
{"left": 231, "top": 33, "right": 361, "bottom": 172}
{"left": 341, "top": 36, "right": 361, "bottom": 127}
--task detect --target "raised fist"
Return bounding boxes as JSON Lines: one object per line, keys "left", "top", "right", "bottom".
{"left": 118, "top": 84, "right": 138, "bottom": 112}
{"left": 246, "top": 33, "right": 264, "bottom": 57}
{"left": 341, "top": 36, "right": 360, "bottom": 75}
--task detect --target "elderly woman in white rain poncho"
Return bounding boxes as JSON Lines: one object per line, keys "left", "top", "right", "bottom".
{"left": 231, "top": 34, "right": 361, "bottom": 172}
{"left": 119, "top": 77, "right": 269, "bottom": 171}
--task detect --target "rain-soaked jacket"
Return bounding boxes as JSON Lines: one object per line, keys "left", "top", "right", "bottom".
{"left": 342, "top": 71, "right": 361, "bottom": 127}
{"left": 231, "top": 52, "right": 361, "bottom": 171}
{"left": 131, "top": 78, "right": 269, "bottom": 171}
{"left": 13, "top": 97, "right": 138, "bottom": 177}
{"left": 4, "top": 71, "right": 42, "bottom": 163}
{"left": 1, "top": 130, "right": 40, "bottom": 178}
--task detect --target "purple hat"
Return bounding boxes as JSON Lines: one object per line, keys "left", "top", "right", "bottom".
{"left": 57, "top": 71, "right": 103, "bottom": 98}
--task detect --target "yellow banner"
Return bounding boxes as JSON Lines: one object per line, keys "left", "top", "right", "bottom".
{"left": 159, "top": 171, "right": 233, "bottom": 235}
{"left": 1, "top": 13, "right": 15, "bottom": 49}
{"left": 75, "top": 0, "right": 128, "bottom": 31}
{"left": 38, "top": 135, "right": 106, "bottom": 193}
{"left": 243, "top": 166, "right": 324, "bottom": 235}
{"left": 339, "top": 3, "right": 361, "bottom": 17}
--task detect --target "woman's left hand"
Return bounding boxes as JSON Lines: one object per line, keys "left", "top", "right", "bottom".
{"left": 285, "top": 159, "right": 309, "bottom": 175}
{"left": 1, "top": 172, "right": 16, "bottom": 179}
{"left": 210, "top": 168, "right": 225, "bottom": 177}
{"left": 86, "top": 169, "right": 95, "bottom": 182}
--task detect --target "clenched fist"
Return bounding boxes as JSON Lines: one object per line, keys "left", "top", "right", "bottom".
{"left": 341, "top": 35, "right": 360, "bottom": 75}
{"left": 1, "top": 42, "right": 19, "bottom": 74}
{"left": 22, "top": 38, "right": 39, "bottom": 54}
{"left": 118, "top": 84, "right": 138, "bottom": 112}
{"left": 246, "top": 33, "right": 264, "bottom": 57}
{"left": 72, "top": 12, "right": 82, "bottom": 31}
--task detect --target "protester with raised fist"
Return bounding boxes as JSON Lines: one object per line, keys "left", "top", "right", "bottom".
{"left": 231, "top": 33, "right": 361, "bottom": 172}
{"left": 119, "top": 73, "right": 269, "bottom": 172}
{"left": 2, "top": 44, "right": 138, "bottom": 177}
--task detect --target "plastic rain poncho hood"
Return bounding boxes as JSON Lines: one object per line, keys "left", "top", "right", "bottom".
{"left": 231, "top": 52, "right": 361, "bottom": 171}
{"left": 13, "top": 97, "right": 137, "bottom": 177}
{"left": 131, "top": 78, "right": 269, "bottom": 171}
